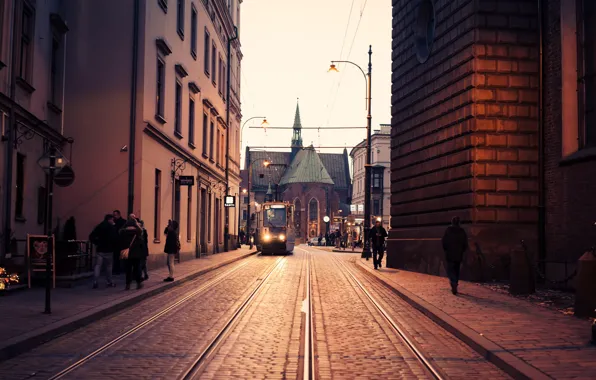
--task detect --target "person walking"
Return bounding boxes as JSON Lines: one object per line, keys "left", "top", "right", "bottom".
{"left": 112, "top": 210, "right": 126, "bottom": 274}
{"left": 163, "top": 220, "right": 180, "bottom": 282}
{"left": 89, "top": 214, "right": 119, "bottom": 289}
{"left": 370, "top": 220, "right": 388, "bottom": 270}
{"left": 441, "top": 216, "right": 468, "bottom": 295}
{"left": 137, "top": 219, "right": 150, "bottom": 281}
{"left": 119, "top": 216, "right": 144, "bottom": 290}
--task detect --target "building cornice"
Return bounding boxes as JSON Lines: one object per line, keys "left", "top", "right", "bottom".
{"left": 156, "top": 38, "right": 173, "bottom": 56}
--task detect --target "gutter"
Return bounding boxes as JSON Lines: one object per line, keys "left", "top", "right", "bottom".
{"left": 537, "top": 0, "right": 546, "bottom": 270}
{"left": 127, "top": 0, "right": 140, "bottom": 215}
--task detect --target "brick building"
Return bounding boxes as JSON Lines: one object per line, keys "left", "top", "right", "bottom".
{"left": 389, "top": 0, "right": 596, "bottom": 283}
{"left": 243, "top": 104, "right": 351, "bottom": 243}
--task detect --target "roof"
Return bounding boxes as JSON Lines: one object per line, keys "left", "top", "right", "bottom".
{"left": 247, "top": 149, "right": 351, "bottom": 190}
{"left": 279, "top": 146, "right": 334, "bottom": 186}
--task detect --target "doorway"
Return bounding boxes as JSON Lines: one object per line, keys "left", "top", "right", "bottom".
{"left": 200, "top": 188, "right": 207, "bottom": 254}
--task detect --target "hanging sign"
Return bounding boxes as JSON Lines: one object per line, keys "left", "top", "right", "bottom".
{"left": 26, "top": 235, "right": 55, "bottom": 289}
{"left": 179, "top": 176, "right": 195, "bottom": 186}
{"left": 224, "top": 195, "right": 235, "bottom": 207}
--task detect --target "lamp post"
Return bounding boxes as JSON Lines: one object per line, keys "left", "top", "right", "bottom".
{"left": 240, "top": 117, "right": 268, "bottom": 166}
{"left": 329, "top": 45, "right": 373, "bottom": 259}
{"left": 246, "top": 156, "right": 270, "bottom": 249}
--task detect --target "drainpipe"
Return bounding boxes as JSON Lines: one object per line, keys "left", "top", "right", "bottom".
{"left": 537, "top": 0, "right": 546, "bottom": 273}
{"left": 127, "top": 0, "right": 140, "bottom": 216}
{"left": 2, "top": 1, "right": 19, "bottom": 260}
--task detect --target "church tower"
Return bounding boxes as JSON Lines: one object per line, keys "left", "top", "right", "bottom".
{"left": 290, "top": 100, "right": 303, "bottom": 162}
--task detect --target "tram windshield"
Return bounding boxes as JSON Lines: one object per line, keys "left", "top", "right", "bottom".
{"left": 265, "top": 206, "right": 286, "bottom": 227}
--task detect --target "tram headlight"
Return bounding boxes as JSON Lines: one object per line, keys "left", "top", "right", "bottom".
{"left": 279, "top": 234, "right": 285, "bottom": 241}
{"left": 264, "top": 234, "right": 271, "bottom": 242}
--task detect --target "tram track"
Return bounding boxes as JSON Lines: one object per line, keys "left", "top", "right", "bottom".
{"left": 330, "top": 254, "right": 447, "bottom": 380}
{"left": 47, "top": 255, "right": 281, "bottom": 380}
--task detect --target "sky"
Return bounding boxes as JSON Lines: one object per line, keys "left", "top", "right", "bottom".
{"left": 239, "top": 0, "right": 392, "bottom": 164}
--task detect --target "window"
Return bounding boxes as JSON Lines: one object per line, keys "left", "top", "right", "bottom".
{"left": 210, "top": 120, "right": 215, "bottom": 159}
{"left": 15, "top": 153, "right": 25, "bottom": 219}
{"left": 207, "top": 193, "right": 212, "bottom": 242}
{"left": 176, "top": 0, "right": 184, "bottom": 38}
{"left": 189, "top": 97, "right": 195, "bottom": 146}
{"left": 216, "top": 131, "right": 220, "bottom": 165}
{"left": 202, "top": 112, "right": 208, "bottom": 154}
{"left": 221, "top": 131, "right": 225, "bottom": 164}
{"left": 154, "top": 169, "right": 162, "bottom": 239}
{"left": 174, "top": 80, "right": 182, "bottom": 136}
{"left": 373, "top": 199, "right": 380, "bottom": 215}
{"left": 204, "top": 29, "right": 210, "bottom": 75}
{"left": 190, "top": 5, "right": 197, "bottom": 58}
{"left": 156, "top": 58, "right": 165, "bottom": 118}
{"left": 578, "top": 0, "right": 596, "bottom": 147}
{"left": 244, "top": 196, "right": 248, "bottom": 204}
{"left": 242, "top": 210, "right": 247, "bottom": 220}
{"left": 37, "top": 186, "right": 46, "bottom": 225}
{"left": 373, "top": 172, "right": 382, "bottom": 188}
{"left": 308, "top": 198, "right": 318, "bottom": 238}
{"left": 218, "top": 56, "right": 223, "bottom": 94}
{"left": 174, "top": 179, "right": 181, "bottom": 223}
{"left": 223, "top": 63, "right": 227, "bottom": 97}
{"left": 49, "top": 36, "right": 59, "bottom": 105}
{"left": 187, "top": 186, "right": 192, "bottom": 241}
{"left": 19, "top": 2, "right": 34, "bottom": 81}
{"left": 158, "top": 0, "right": 168, "bottom": 13}
{"left": 211, "top": 43, "right": 216, "bottom": 85}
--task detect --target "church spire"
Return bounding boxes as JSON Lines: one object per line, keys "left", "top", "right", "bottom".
{"left": 290, "top": 99, "right": 303, "bottom": 162}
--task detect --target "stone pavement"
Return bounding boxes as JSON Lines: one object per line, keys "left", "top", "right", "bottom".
{"left": 357, "top": 258, "right": 596, "bottom": 379}
{"left": 0, "top": 247, "right": 256, "bottom": 361}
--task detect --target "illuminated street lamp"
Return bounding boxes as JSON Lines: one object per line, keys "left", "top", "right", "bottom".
{"left": 329, "top": 45, "right": 373, "bottom": 260}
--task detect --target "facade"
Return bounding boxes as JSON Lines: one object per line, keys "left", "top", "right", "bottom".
{"left": 389, "top": 0, "right": 540, "bottom": 281}
{"left": 0, "top": 0, "right": 69, "bottom": 259}
{"left": 244, "top": 104, "right": 352, "bottom": 242}
{"left": 390, "top": 0, "right": 596, "bottom": 283}
{"left": 350, "top": 124, "right": 391, "bottom": 228}
{"left": 53, "top": 0, "right": 243, "bottom": 268}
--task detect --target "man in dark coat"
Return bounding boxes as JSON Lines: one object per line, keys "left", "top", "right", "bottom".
{"left": 441, "top": 216, "right": 469, "bottom": 295}
{"left": 119, "top": 216, "right": 144, "bottom": 290}
{"left": 163, "top": 220, "right": 179, "bottom": 282}
{"left": 112, "top": 210, "right": 126, "bottom": 274}
{"left": 370, "top": 220, "right": 388, "bottom": 270}
{"left": 89, "top": 214, "right": 119, "bottom": 289}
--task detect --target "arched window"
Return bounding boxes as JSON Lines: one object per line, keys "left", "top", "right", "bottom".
{"left": 294, "top": 198, "right": 302, "bottom": 237}
{"left": 308, "top": 198, "right": 319, "bottom": 238}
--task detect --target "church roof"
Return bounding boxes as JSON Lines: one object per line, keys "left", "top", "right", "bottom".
{"left": 279, "top": 146, "right": 334, "bottom": 186}
{"left": 246, "top": 150, "right": 351, "bottom": 190}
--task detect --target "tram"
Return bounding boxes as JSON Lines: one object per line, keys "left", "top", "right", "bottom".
{"left": 256, "top": 201, "right": 296, "bottom": 255}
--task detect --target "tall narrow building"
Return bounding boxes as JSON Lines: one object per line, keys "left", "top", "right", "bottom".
{"left": 290, "top": 101, "right": 303, "bottom": 161}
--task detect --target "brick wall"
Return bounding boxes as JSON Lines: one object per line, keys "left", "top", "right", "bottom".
{"left": 543, "top": 0, "right": 596, "bottom": 281}
{"left": 389, "top": 0, "right": 540, "bottom": 281}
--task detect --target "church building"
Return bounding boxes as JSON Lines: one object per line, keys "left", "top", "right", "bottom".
{"left": 244, "top": 103, "right": 352, "bottom": 243}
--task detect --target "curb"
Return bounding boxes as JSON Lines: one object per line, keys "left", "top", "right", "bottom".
{"left": 354, "top": 260, "right": 551, "bottom": 380}
{"left": 0, "top": 250, "right": 258, "bottom": 363}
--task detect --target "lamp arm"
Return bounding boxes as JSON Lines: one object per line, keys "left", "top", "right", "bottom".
{"left": 331, "top": 60, "right": 368, "bottom": 109}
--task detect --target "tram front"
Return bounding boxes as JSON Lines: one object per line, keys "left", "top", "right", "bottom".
{"left": 258, "top": 202, "right": 294, "bottom": 255}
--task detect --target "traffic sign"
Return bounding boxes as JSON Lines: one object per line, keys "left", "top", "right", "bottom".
{"left": 179, "top": 175, "right": 195, "bottom": 186}
{"left": 53, "top": 165, "right": 75, "bottom": 187}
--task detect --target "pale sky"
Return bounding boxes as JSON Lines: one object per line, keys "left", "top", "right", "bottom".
{"left": 239, "top": 0, "right": 392, "bottom": 162}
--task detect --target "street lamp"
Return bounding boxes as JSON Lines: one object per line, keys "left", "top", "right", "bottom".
{"left": 244, "top": 156, "right": 270, "bottom": 249}
{"left": 329, "top": 45, "right": 373, "bottom": 260}
{"left": 240, "top": 117, "right": 268, "bottom": 165}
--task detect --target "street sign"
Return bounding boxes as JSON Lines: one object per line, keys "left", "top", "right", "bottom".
{"left": 53, "top": 165, "right": 75, "bottom": 187}
{"left": 224, "top": 195, "right": 235, "bottom": 207}
{"left": 179, "top": 175, "right": 194, "bottom": 186}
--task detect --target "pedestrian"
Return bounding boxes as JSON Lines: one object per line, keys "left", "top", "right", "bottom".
{"left": 112, "top": 210, "right": 126, "bottom": 275}
{"left": 163, "top": 220, "right": 180, "bottom": 282}
{"left": 137, "top": 219, "right": 150, "bottom": 281}
{"left": 89, "top": 214, "right": 119, "bottom": 289}
{"left": 347, "top": 231, "right": 354, "bottom": 252}
{"left": 370, "top": 220, "right": 388, "bottom": 270}
{"left": 119, "top": 216, "right": 144, "bottom": 290}
{"left": 317, "top": 234, "right": 322, "bottom": 246}
{"left": 239, "top": 229, "right": 245, "bottom": 245}
{"left": 441, "top": 216, "right": 468, "bottom": 295}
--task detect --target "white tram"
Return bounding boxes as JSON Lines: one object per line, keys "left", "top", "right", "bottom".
{"left": 256, "top": 201, "right": 296, "bottom": 255}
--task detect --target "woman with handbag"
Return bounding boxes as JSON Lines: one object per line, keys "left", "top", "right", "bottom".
{"left": 163, "top": 220, "right": 179, "bottom": 282}
{"left": 119, "top": 216, "right": 144, "bottom": 290}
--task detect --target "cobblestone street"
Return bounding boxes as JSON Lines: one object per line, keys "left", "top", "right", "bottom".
{"left": 0, "top": 247, "right": 592, "bottom": 379}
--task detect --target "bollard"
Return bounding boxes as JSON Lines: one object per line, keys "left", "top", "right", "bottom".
{"left": 574, "top": 249, "right": 596, "bottom": 318}
{"left": 509, "top": 240, "right": 535, "bottom": 295}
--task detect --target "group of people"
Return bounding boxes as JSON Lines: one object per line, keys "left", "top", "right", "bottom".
{"left": 89, "top": 210, "right": 181, "bottom": 290}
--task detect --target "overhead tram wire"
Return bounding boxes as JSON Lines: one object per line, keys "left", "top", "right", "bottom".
{"left": 327, "top": 0, "right": 370, "bottom": 119}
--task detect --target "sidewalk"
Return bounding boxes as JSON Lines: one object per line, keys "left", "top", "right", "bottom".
{"left": 356, "top": 259, "right": 596, "bottom": 379}
{"left": 0, "top": 247, "right": 256, "bottom": 361}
